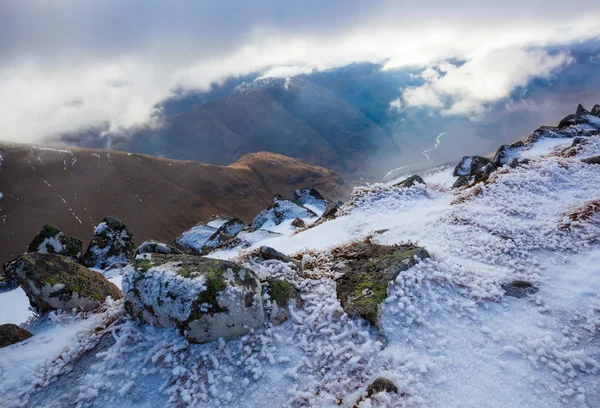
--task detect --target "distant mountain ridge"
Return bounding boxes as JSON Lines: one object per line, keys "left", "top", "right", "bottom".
{"left": 0, "top": 143, "right": 347, "bottom": 266}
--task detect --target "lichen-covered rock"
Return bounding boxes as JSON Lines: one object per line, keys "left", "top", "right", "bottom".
{"left": 366, "top": 378, "right": 399, "bottom": 397}
{"left": 264, "top": 279, "right": 301, "bottom": 324}
{"left": 0, "top": 324, "right": 33, "bottom": 348}
{"left": 123, "top": 254, "right": 264, "bottom": 343}
{"left": 334, "top": 242, "right": 429, "bottom": 327}
{"left": 393, "top": 175, "right": 426, "bottom": 188}
{"left": 27, "top": 225, "right": 83, "bottom": 261}
{"left": 135, "top": 240, "right": 182, "bottom": 256}
{"left": 5, "top": 253, "right": 122, "bottom": 313}
{"left": 251, "top": 196, "right": 317, "bottom": 229}
{"left": 82, "top": 216, "right": 135, "bottom": 269}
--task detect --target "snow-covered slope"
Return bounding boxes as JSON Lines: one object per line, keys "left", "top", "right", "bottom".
{"left": 1, "top": 131, "right": 600, "bottom": 407}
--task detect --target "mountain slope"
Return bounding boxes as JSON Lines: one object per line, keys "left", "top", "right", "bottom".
{"left": 0, "top": 143, "right": 347, "bottom": 265}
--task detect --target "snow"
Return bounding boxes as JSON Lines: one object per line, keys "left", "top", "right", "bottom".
{"left": 0, "top": 287, "right": 34, "bottom": 325}
{"left": 1, "top": 132, "right": 600, "bottom": 407}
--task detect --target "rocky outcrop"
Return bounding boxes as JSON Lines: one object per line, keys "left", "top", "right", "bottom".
{"left": 0, "top": 324, "right": 33, "bottom": 348}
{"left": 320, "top": 201, "right": 343, "bottom": 220}
{"left": 135, "top": 240, "right": 182, "bottom": 256}
{"left": 123, "top": 254, "right": 264, "bottom": 343}
{"left": 254, "top": 246, "right": 302, "bottom": 271}
{"left": 27, "top": 225, "right": 82, "bottom": 261}
{"left": 392, "top": 175, "right": 426, "bottom": 189}
{"left": 82, "top": 216, "right": 136, "bottom": 269}
{"left": 452, "top": 156, "right": 496, "bottom": 188}
{"left": 492, "top": 141, "right": 523, "bottom": 167}
{"left": 251, "top": 196, "right": 317, "bottom": 229}
{"left": 293, "top": 188, "right": 328, "bottom": 212}
{"left": 5, "top": 253, "right": 122, "bottom": 313}
{"left": 334, "top": 242, "right": 429, "bottom": 327}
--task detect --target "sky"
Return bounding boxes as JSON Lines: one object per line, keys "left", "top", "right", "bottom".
{"left": 1, "top": 0, "right": 600, "bottom": 143}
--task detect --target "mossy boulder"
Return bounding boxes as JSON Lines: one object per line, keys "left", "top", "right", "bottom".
{"left": 27, "top": 225, "right": 82, "bottom": 260}
{"left": 122, "top": 253, "right": 264, "bottom": 343}
{"left": 264, "top": 279, "right": 301, "bottom": 324}
{"left": 135, "top": 240, "right": 182, "bottom": 256}
{"left": 0, "top": 324, "right": 33, "bottom": 348}
{"left": 82, "top": 216, "right": 135, "bottom": 269}
{"left": 393, "top": 175, "right": 426, "bottom": 189}
{"left": 334, "top": 242, "right": 429, "bottom": 327}
{"left": 4, "top": 253, "right": 122, "bottom": 313}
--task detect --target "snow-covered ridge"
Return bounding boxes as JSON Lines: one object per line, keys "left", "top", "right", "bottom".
{"left": 1, "top": 105, "right": 600, "bottom": 407}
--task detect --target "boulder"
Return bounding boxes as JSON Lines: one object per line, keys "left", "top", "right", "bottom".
{"left": 582, "top": 155, "right": 600, "bottom": 165}
{"left": 320, "top": 200, "right": 343, "bottom": 220}
{"left": 255, "top": 246, "right": 302, "bottom": 271}
{"left": 173, "top": 222, "right": 218, "bottom": 255}
{"left": 291, "top": 218, "right": 306, "bottom": 228}
{"left": 123, "top": 254, "right": 264, "bottom": 343}
{"left": 334, "top": 242, "right": 429, "bottom": 327}
{"left": 452, "top": 176, "right": 470, "bottom": 189}
{"left": 264, "top": 278, "right": 301, "bottom": 324}
{"left": 452, "top": 156, "right": 496, "bottom": 188}
{"left": 293, "top": 188, "right": 327, "bottom": 212}
{"left": 591, "top": 104, "right": 600, "bottom": 117}
{"left": 501, "top": 280, "right": 538, "bottom": 298}
{"left": 393, "top": 175, "right": 426, "bottom": 188}
{"left": 251, "top": 196, "right": 317, "bottom": 229}
{"left": 0, "top": 324, "right": 33, "bottom": 348}
{"left": 27, "top": 225, "right": 82, "bottom": 260}
{"left": 571, "top": 137, "right": 587, "bottom": 147}
{"left": 202, "top": 218, "right": 247, "bottom": 252}
{"left": 366, "top": 378, "right": 399, "bottom": 397}
{"left": 82, "top": 216, "right": 135, "bottom": 269}
{"left": 492, "top": 142, "right": 522, "bottom": 167}
{"left": 5, "top": 253, "right": 122, "bottom": 313}
{"left": 135, "top": 240, "right": 182, "bottom": 256}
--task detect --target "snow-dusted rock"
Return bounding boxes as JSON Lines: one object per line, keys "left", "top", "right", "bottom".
{"left": 251, "top": 196, "right": 317, "bottom": 229}
{"left": 82, "top": 216, "right": 135, "bottom": 269}
{"left": 392, "top": 174, "right": 426, "bottom": 188}
{"left": 294, "top": 188, "right": 328, "bottom": 212}
{"left": 135, "top": 240, "right": 182, "bottom": 256}
{"left": 452, "top": 156, "right": 496, "bottom": 188}
{"left": 492, "top": 141, "right": 523, "bottom": 167}
{"left": 173, "top": 222, "right": 218, "bottom": 254}
{"left": 320, "top": 200, "right": 343, "bottom": 220}
{"left": 501, "top": 280, "right": 538, "bottom": 298}
{"left": 27, "top": 225, "right": 83, "bottom": 261}
{"left": 202, "top": 218, "right": 247, "bottom": 252}
{"left": 5, "top": 253, "right": 122, "bottom": 313}
{"left": 0, "top": 324, "right": 32, "bottom": 348}
{"left": 366, "top": 377, "right": 399, "bottom": 397}
{"left": 291, "top": 217, "right": 306, "bottom": 228}
{"left": 334, "top": 242, "right": 429, "bottom": 327}
{"left": 123, "top": 253, "right": 264, "bottom": 343}
{"left": 254, "top": 246, "right": 302, "bottom": 271}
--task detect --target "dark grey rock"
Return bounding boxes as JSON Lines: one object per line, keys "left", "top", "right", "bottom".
{"left": 0, "top": 324, "right": 33, "bottom": 348}
{"left": 501, "top": 280, "right": 538, "bottom": 298}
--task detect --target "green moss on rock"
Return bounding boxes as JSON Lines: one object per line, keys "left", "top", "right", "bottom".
{"left": 334, "top": 242, "right": 429, "bottom": 327}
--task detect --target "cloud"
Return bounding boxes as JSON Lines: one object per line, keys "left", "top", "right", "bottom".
{"left": 401, "top": 49, "right": 573, "bottom": 115}
{"left": 0, "top": 1, "right": 599, "bottom": 142}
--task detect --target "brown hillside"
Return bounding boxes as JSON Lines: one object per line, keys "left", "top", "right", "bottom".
{"left": 0, "top": 142, "right": 348, "bottom": 265}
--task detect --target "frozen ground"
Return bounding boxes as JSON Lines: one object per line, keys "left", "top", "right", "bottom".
{"left": 0, "top": 136, "right": 599, "bottom": 407}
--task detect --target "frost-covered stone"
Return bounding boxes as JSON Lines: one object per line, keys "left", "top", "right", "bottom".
{"left": 291, "top": 217, "right": 306, "bottom": 228}
{"left": 82, "top": 216, "right": 135, "bottom": 269}
{"left": 135, "top": 240, "right": 182, "bottom": 256}
{"left": 452, "top": 156, "right": 496, "bottom": 188}
{"left": 334, "top": 242, "right": 429, "bottom": 327}
{"left": 5, "top": 253, "right": 122, "bottom": 313}
{"left": 392, "top": 174, "right": 426, "bottom": 188}
{"left": 492, "top": 142, "right": 523, "bottom": 167}
{"left": 293, "top": 188, "right": 327, "bottom": 212}
{"left": 0, "top": 324, "right": 33, "bottom": 348}
{"left": 173, "top": 222, "right": 218, "bottom": 255}
{"left": 202, "top": 218, "right": 247, "bottom": 251}
{"left": 320, "top": 200, "right": 343, "bottom": 220}
{"left": 123, "top": 253, "right": 264, "bottom": 343}
{"left": 254, "top": 246, "right": 302, "bottom": 271}
{"left": 251, "top": 196, "right": 317, "bottom": 229}
{"left": 27, "top": 225, "right": 83, "bottom": 260}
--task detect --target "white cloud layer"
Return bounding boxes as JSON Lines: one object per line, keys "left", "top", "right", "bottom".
{"left": 0, "top": 0, "right": 599, "bottom": 143}
{"left": 401, "top": 49, "right": 574, "bottom": 115}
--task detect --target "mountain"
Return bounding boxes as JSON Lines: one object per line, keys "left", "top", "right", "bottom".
{"left": 0, "top": 142, "right": 347, "bottom": 266}
{"left": 2, "top": 104, "right": 600, "bottom": 407}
